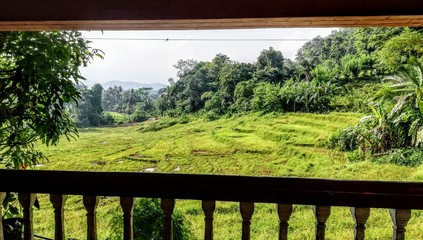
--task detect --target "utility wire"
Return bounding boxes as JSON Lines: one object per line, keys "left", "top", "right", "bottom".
{"left": 85, "top": 37, "right": 313, "bottom": 42}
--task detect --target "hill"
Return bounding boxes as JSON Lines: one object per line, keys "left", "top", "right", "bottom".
{"left": 85, "top": 80, "right": 167, "bottom": 90}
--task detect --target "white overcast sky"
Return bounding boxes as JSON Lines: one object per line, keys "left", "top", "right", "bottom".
{"left": 79, "top": 28, "right": 338, "bottom": 85}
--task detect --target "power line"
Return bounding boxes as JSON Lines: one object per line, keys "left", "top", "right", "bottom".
{"left": 85, "top": 37, "right": 313, "bottom": 42}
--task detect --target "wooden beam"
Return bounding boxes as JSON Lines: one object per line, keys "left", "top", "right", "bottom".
{"left": 0, "top": 0, "right": 422, "bottom": 30}
{"left": 1, "top": 169, "right": 423, "bottom": 210}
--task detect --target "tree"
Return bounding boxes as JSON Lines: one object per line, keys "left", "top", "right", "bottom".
{"left": 232, "top": 80, "right": 256, "bottom": 112}
{"left": 375, "top": 59, "right": 423, "bottom": 147}
{"left": 102, "top": 86, "right": 123, "bottom": 112}
{"left": 377, "top": 30, "right": 423, "bottom": 72}
{"left": 256, "top": 47, "right": 284, "bottom": 70}
{"left": 0, "top": 31, "right": 103, "bottom": 168}
{"left": 91, "top": 83, "right": 104, "bottom": 114}
{"left": 376, "top": 58, "right": 423, "bottom": 116}
{"left": 206, "top": 62, "right": 255, "bottom": 113}
{"left": 254, "top": 47, "right": 284, "bottom": 84}
{"left": 73, "top": 84, "right": 107, "bottom": 127}
{"left": 295, "top": 36, "right": 325, "bottom": 81}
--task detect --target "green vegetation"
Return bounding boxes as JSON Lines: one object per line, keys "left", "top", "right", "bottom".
{"left": 329, "top": 59, "right": 423, "bottom": 166}
{"left": 0, "top": 31, "right": 102, "bottom": 168}
{"left": 0, "top": 31, "right": 102, "bottom": 224}
{"left": 3, "top": 27, "right": 423, "bottom": 239}
{"left": 108, "top": 198, "right": 192, "bottom": 240}
{"left": 31, "top": 112, "right": 423, "bottom": 239}
{"left": 37, "top": 112, "right": 364, "bottom": 176}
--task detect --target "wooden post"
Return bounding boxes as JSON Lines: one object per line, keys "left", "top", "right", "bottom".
{"left": 50, "top": 194, "right": 68, "bottom": 240}
{"left": 120, "top": 197, "right": 135, "bottom": 240}
{"left": 161, "top": 198, "right": 175, "bottom": 240}
{"left": 350, "top": 207, "right": 370, "bottom": 240}
{"left": 313, "top": 206, "right": 331, "bottom": 240}
{"left": 0, "top": 192, "right": 6, "bottom": 240}
{"left": 277, "top": 204, "right": 293, "bottom": 240}
{"left": 18, "top": 193, "right": 37, "bottom": 240}
{"left": 389, "top": 209, "right": 411, "bottom": 240}
{"left": 240, "top": 202, "right": 254, "bottom": 240}
{"left": 83, "top": 196, "right": 100, "bottom": 240}
{"left": 202, "top": 200, "right": 216, "bottom": 240}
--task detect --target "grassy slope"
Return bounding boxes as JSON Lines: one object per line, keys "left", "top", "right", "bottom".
{"left": 32, "top": 112, "right": 423, "bottom": 239}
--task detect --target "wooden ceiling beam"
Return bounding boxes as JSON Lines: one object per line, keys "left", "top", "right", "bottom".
{"left": 0, "top": 0, "right": 422, "bottom": 30}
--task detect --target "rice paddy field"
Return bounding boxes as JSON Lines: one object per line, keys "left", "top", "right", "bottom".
{"left": 30, "top": 112, "right": 423, "bottom": 239}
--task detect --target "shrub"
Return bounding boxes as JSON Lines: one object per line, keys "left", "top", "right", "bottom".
{"left": 202, "top": 111, "right": 220, "bottom": 121}
{"left": 326, "top": 126, "right": 359, "bottom": 151}
{"left": 371, "top": 148, "right": 423, "bottom": 167}
{"left": 100, "top": 112, "right": 115, "bottom": 125}
{"left": 107, "top": 198, "right": 192, "bottom": 240}
{"left": 344, "top": 150, "right": 367, "bottom": 163}
{"left": 132, "top": 111, "right": 148, "bottom": 123}
{"left": 178, "top": 115, "right": 190, "bottom": 124}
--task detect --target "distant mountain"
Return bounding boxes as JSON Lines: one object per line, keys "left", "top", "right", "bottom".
{"left": 98, "top": 80, "right": 168, "bottom": 90}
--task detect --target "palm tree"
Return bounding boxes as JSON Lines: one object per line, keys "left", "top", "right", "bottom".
{"left": 374, "top": 58, "right": 423, "bottom": 147}
{"left": 375, "top": 58, "right": 423, "bottom": 113}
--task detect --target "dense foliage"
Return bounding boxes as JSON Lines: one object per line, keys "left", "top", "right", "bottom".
{"left": 72, "top": 27, "right": 423, "bottom": 168}
{"left": 328, "top": 59, "right": 423, "bottom": 166}
{"left": 0, "top": 31, "right": 102, "bottom": 168}
{"left": 153, "top": 27, "right": 422, "bottom": 117}
{"left": 4, "top": 27, "right": 423, "bottom": 169}
{"left": 108, "top": 198, "right": 191, "bottom": 240}
{"left": 75, "top": 27, "right": 422, "bottom": 129}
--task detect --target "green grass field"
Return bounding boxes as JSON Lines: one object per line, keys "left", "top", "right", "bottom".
{"left": 31, "top": 112, "right": 423, "bottom": 239}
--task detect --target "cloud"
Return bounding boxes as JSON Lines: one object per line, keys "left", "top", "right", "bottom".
{"left": 80, "top": 28, "right": 338, "bottom": 85}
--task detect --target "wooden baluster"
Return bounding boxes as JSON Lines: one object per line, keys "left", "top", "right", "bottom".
{"left": 277, "top": 204, "right": 293, "bottom": 240}
{"left": 350, "top": 207, "right": 370, "bottom": 240}
{"left": 313, "top": 206, "right": 331, "bottom": 240}
{"left": 0, "top": 192, "right": 6, "bottom": 240}
{"left": 18, "top": 193, "right": 37, "bottom": 240}
{"left": 50, "top": 194, "right": 68, "bottom": 240}
{"left": 83, "top": 196, "right": 100, "bottom": 240}
{"left": 161, "top": 198, "right": 175, "bottom": 240}
{"left": 120, "top": 197, "right": 135, "bottom": 240}
{"left": 240, "top": 202, "right": 254, "bottom": 240}
{"left": 389, "top": 209, "right": 411, "bottom": 240}
{"left": 202, "top": 200, "right": 216, "bottom": 240}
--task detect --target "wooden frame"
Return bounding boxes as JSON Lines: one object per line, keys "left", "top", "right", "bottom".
{"left": 0, "top": 0, "right": 422, "bottom": 30}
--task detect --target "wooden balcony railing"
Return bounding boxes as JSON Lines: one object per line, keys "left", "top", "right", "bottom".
{"left": 1, "top": 169, "right": 423, "bottom": 240}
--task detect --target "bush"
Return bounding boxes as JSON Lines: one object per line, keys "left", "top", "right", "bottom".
{"left": 178, "top": 115, "right": 190, "bottom": 124}
{"left": 132, "top": 111, "right": 148, "bottom": 123}
{"left": 100, "top": 112, "right": 115, "bottom": 125}
{"left": 108, "top": 198, "right": 192, "bottom": 240}
{"left": 202, "top": 111, "right": 220, "bottom": 121}
{"left": 371, "top": 148, "right": 423, "bottom": 167}
{"left": 344, "top": 150, "right": 367, "bottom": 163}
{"left": 326, "top": 126, "right": 359, "bottom": 151}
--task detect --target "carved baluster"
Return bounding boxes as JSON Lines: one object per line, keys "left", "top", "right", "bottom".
{"left": 18, "top": 193, "right": 37, "bottom": 240}
{"left": 0, "top": 192, "right": 6, "bottom": 240}
{"left": 390, "top": 209, "right": 411, "bottom": 240}
{"left": 277, "top": 204, "right": 293, "bottom": 240}
{"left": 83, "top": 196, "right": 100, "bottom": 240}
{"left": 350, "top": 207, "right": 370, "bottom": 240}
{"left": 161, "top": 198, "right": 175, "bottom": 240}
{"left": 240, "top": 202, "right": 254, "bottom": 240}
{"left": 313, "top": 206, "right": 331, "bottom": 240}
{"left": 50, "top": 194, "right": 68, "bottom": 240}
{"left": 120, "top": 197, "right": 135, "bottom": 240}
{"left": 202, "top": 200, "right": 216, "bottom": 240}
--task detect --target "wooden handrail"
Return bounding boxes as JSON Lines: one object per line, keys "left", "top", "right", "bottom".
{"left": 1, "top": 169, "right": 423, "bottom": 209}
